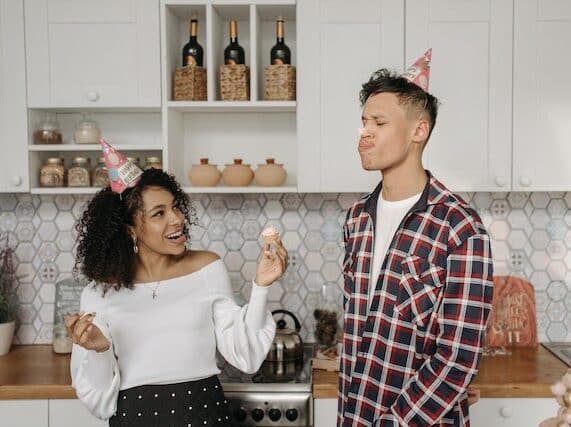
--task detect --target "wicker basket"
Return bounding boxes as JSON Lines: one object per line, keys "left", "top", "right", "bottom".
{"left": 264, "top": 64, "right": 296, "bottom": 101}
{"left": 173, "top": 65, "right": 207, "bottom": 101}
{"left": 219, "top": 64, "right": 250, "bottom": 101}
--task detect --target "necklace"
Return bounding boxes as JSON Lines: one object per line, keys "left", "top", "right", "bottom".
{"left": 144, "top": 281, "right": 161, "bottom": 300}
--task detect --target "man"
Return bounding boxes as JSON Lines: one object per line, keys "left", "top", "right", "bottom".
{"left": 339, "top": 50, "right": 493, "bottom": 426}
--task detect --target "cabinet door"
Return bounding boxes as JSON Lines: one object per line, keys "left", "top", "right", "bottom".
{"left": 49, "top": 400, "right": 107, "bottom": 427}
{"left": 25, "top": 0, "right": 160, "bottom": 108}
{"left": 0, "top": 0, "right": 29, "bottom": 192}
{"left": 513, "top": 0, "right": 571, "bottom": 190}
{"left": 406, "top": 0, "right": 513, "bottom": 192}
{"left": 0, "top": 400, "right": 48, "bottom": 427}
{"left": 297, "top": 0, "right": 404, "bottom": 192}
{"left": 470, "top": 398, "right": 557, "bottom": 426}
{"left": 313, "top": 398, "right": 337, "bottom": 427}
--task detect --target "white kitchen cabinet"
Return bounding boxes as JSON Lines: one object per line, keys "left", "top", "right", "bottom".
{"left": 0, "top": 400, "right": 48, "bottom": 427}
{"left": 470, "top": 398, "right": 557, "bottom": 426}
{"left": 297, "top": 0, "right": 404, "bottom": 192}
{"left": 49, "top": 400, "right": 107, "bottom": 427}
{"left": 24, "top": 0, "right": 160, "bottom": 108}
{"left": 513, "top": 0, "right": 571, "bottom": 191}
{"left": 406, "top": 0, "right": 513, "bottom": 192}
{"left": 0, "top": 0, "right": 29, "bottom": 192}
{"left": 313, "top": 398, "right": 337, "bottom": 427}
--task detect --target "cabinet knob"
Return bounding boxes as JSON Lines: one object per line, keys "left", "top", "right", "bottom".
{"left": 87, "top": 91, "right": 99, "bottom": 102}
{"left": 519, "top": 176, "right": 531, "bottom": 187}
{"left": 11, "top": 176, "right": 22, "bottom": 186}
{"left": 494, "top": 176, "right": 506, "bottom": 187}
{"left": 499, "top": 406, "right": 513, "bottom": 418}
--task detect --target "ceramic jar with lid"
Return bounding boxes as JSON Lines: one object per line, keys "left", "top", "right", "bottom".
{"left": 222, "top": 159, "right": 254, "bottom": 187}
{"left": 254, "top": 158, "right": 287, "bottom": 186}
{"left": 34, "top": 113, "right": 62, "bottom": 144}
{"left": 188, "top": 158, "right": 221, "bottom": 186}
{"left": 74, "top": 113, "right": 101, "bottom": 144}
{"left": 40, "top": 158, "right": 65, "bottom": 187}
{"left": 145, "top": 156, "right": 162, "bottom": 170}
{"left": 92, "top": 157, "right": 109, "bottom": 187}
{"left": 68, "top": 157, "right": 91, "bottom": 187}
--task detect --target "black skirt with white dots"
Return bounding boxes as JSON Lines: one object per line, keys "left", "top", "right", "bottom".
{"left": 108, "top": 375, "right": 232, "bottom": 427}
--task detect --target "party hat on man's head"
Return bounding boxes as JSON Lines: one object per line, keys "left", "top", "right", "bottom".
{"left": 100, "top": 138, "right": 143, "bottom": 194}
{"left": 401, "top": 48, "right": 432, "bottom": 92}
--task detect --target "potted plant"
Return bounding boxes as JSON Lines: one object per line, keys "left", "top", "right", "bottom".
{"left": 0, "top": 234, "right": 18, "bottom": 356}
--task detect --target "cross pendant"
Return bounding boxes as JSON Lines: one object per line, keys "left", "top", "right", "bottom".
{"left": 152, "top": 290, "right": 157, "bottom": 299}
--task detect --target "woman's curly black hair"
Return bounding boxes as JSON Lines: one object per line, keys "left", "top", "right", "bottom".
{"left": 360, "top": 68, "right": 440, "bottom": 140}
{"left": 74, "top": 168, "right": 198, "bottom": 293}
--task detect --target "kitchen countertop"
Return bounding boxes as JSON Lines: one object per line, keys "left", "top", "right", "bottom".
{"left": 0, "top": 345, "right": 567, "bottom": 400}
{"left": 312, "top": 345, "right": 568, "bottom": 399}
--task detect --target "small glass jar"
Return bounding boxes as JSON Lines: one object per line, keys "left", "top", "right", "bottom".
{"left": 92, "top": 157, "right": 109, "bottom": 187}
{"left": 52, "top": 324, "right": 73, "bottom": 354}
{"left": 67, "top": 157, "right": 91, "bottom": 187}
{"left": 126, "top": 157, "right": 140, "bottom": 167}
{"left": 40, "top": 158, "right": 65, "bottom": 187}
{"left": 144, "top": 156, "right": 162, "bottom": 170}
{"left": 33, "top": 113, "right": 63, "bottom": 144}
{"left": 74, "top": 113, "right": 101, "bottom": 144}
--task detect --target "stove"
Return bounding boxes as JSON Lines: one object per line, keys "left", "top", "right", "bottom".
{"left": 218, "top": 344, "right": 314, "bottom": 426}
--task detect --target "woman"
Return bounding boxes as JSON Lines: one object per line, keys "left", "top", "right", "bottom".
{"left": 65, "top": 166, "right": 287, "bottom": 426}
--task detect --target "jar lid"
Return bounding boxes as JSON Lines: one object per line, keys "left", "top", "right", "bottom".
{"left": 72, "top": 157, "right": 90, "bottom": 164}
{"left": 98, "top": 157, "right": 105, "bottom": 163}
{"left": 146, "top": 156, "right": 160, "bottom": 163}
{"left": 46, "top": 157, "right": 63, "bottom": 164}
{"left": 200, "top": 158, "right": 210, "bottom": 165}
{"left": 126, "top": 157, "right": 139, "bottom": 164}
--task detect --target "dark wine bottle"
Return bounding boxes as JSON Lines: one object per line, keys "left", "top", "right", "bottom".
{"left": 270, "top": 16, "right": 291, "bottom": 65}
{"left": 182, "top": 12, "right": 203, "bottom": 67}
{"left": 224, "top": 19, "right": 245, "bottom": 65}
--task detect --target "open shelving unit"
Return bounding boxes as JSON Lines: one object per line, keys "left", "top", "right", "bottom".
{"left": 162, "top": 0, "right": 297, "bottom": 193}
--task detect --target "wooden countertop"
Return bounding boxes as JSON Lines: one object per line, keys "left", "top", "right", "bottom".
{"left": 312, "top": 345, "right": 568, "bottom": 399}
{"left": 0, "top": 345, "right": 76, "bottom": 399}
{"left": 1, "top": 345, "right": 567, "bottom": 400}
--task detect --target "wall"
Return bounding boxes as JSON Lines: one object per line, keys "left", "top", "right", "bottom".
{"left": 0, "top": 191, "right": 569, "bottom": 344}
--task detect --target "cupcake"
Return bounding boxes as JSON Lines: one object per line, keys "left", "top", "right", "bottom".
{"left": 261, "top": 226, "right": 280, "bottom": 245}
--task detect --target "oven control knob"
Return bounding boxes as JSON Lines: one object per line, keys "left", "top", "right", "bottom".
{"left": 268, "top": 408, "right": 281, "bottom": 421}
{"left": 252, "top": 408, "right": 264, "bottom": 422}
{"left": 285, "top": 408, "right": 298, "bottom": 421}
{"left": 234, "top": 407, "right": 247, "bottom": 422}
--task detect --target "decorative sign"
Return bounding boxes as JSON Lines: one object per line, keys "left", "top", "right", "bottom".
{"left": 485, "top": 275, "right": 537, "bottom": 348}
{"left": 53, "top": 277, "right": 88, "bottom": 327}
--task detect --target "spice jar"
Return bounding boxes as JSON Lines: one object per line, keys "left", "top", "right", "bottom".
{"left": 33, "top": 113, "right": 63, "bottom": 144}
{"left": 92, "top": 157, "right": 109, "bottom": 187}
{"left": 126, "top": 157, "right": 140, "bottom": 167}
{"left": 74, "top": 113, "right": 101, "bottom": 144}
{"left": 67, "top": 157, "right": 91, "bottom": 187}
{"left": 144, "top": 156, "right": 162, "bottom": 170}
{"left": 40, "top": 158, "right": 65, "bottom": 187}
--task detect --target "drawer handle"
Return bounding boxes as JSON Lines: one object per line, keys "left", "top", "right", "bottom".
{"left": 499, "top": 406, "right": 513, "bottom": 418}
{"left": 87, "top": 91, "right": 100, "bottom": 102}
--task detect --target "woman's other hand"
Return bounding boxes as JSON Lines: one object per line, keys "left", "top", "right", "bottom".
{"left": 255, "top": 239, "right": 288, "bottom": 287}
{"left": 467, "top": 386, "right": 481, "bottom": 406}
{"left": 64, "top": 312, "right": 110, "bottom": 353}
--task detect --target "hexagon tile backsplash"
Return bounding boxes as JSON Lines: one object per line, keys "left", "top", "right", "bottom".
{"left": 1, "top": 191, "right": 571, "bottom": 344}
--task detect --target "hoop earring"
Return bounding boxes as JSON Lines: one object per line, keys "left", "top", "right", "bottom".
{"left": 133, "top": 239, "right": 139, "bottom": 254}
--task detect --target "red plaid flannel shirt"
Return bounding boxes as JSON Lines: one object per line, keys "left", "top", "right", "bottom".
{"left": 339, "top": 172, "right": 493, "bottom": 426}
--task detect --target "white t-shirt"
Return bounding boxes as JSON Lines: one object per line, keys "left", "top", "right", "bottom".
{"left": 70, "top": 259, "right": 276, "bottom": 420}
{"left": 369, "top": 191, "right": 422, "bottom": 306}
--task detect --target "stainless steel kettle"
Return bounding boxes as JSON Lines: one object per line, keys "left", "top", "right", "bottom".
{"left": 266, "top": 309, "right": 303, "bottom": 362}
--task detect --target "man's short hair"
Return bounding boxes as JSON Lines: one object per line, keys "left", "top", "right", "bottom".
{"left": 360, "top": 68, "right": 439, "bottom": 140}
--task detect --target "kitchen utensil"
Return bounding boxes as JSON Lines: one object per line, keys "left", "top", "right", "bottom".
{"left": 266, "top": 309, "right": 303, "bottom": 362}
